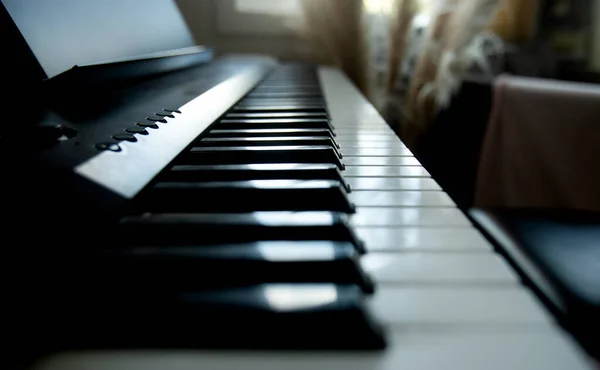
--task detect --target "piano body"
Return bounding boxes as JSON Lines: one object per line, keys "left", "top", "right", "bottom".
{"left": 0, "top": 1, "right": 596, "bottom": 369}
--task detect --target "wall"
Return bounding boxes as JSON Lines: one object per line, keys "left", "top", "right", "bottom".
{"left": 593, "top": 0, "right": 600, "bottom": 71}
{"left": 175, "top": 0, "right": 314, "bottom": 60}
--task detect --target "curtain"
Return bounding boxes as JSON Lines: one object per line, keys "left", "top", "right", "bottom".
{"left": 297, "top": 0, "right": 368, "bottom": 93}
{"left": 406, "top": 0, "right": 502, "bottom": 132}
{"left": 488, "top": 0, "right": 541, "bottom": 42}
{"left": 295, "top": 0, "right": 541, "bottom": 142}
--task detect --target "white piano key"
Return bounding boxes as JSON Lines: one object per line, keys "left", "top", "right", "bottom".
{"left": 335, "top": 124, "right": 392, "bottom": 129}
{"left": 334, "top": 125, "right": 392, "bottom": 130}
{"left": 351, "top": 208, "right": 472, "bottom": 227}
{"left": 343, "top": 148, "right": 414, "bottom": 157}
{"left": 361, "top": 253, "right": 519, "bottom": 284}
{"left": 350, "top": 191, "right": 455, "bottom": 207}
{"left": 342, "top": 156, "right": 421, "bottom": 166}
{"left": 38, "top": 328, "right": 594, "bottom": 370}
{"left": 369, "top": 286, "right": 552, "bottom": 325}
{"left": 355, "top": 227, "right": 493, "bottom": 251}
{"left": 337, "top": 141, "right": 409, "bottom": 150}
{"left": 335, "top": 129, "right": 396, "bottom": 136}
{"left": 346, "top": 177, "right": 442, "bottom": 191}
{"left": 335, "top": 134, "right": 399, "bottom": 141}
{"left": 344, "top": 166, "right": 430, "bottom": 178}
{"left": 317, "top": 67, "right": 591, "bottom": 370}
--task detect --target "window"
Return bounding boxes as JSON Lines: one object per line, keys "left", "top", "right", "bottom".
{"left": 235, "top": 0, "right": 301, "bottom": 16}
{"left": 217, "top": 0, "right": 301, "bottom": 36}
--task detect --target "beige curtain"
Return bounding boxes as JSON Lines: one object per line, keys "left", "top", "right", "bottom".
{"left": 488, "top": 0, "right": 540, "bottom": 42}
{"left": 296, "top": 0, "right": 541, "bottom": 143}
{"left": 298, "top": 0, "right": 368, "bottom": 93}
{"left": 387, "top": 0, "right": 416, "bottom": 93}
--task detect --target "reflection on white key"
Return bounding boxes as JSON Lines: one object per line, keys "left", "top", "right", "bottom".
{"left": 350, "top": 191, "right": 455, "bottom": 207}
{"left": 346, "top": 178, "right": 441, "bottom": 191}
{"left": 354, "top": 227, "right": 493, "bottom": 251}
{"left": 37, "top": 329, "right": 594, "bottom": 370}
{"left": 335, "top": 134, "right": 399, "bottom": 141}
{"left": 337, "top": 141, "right": 409, "bottom": 150}
{"left": 343, "top": 148, "right": 414, "bottom": 157}
{"left": 361, "top": 253, "right": 519, "bottom": 283}
{"left": 343, "top": 157, "right": 421, "bottom": 166}
{"left": 263, "top": 284, "right": 338, "bottom": 312}
{"left": 369, "top": 286, "right": 552, "bottom": 325}
{"left": 335, "top": 128, "right": 394, "bottom": 135}
{"left": 351, "top": 208, "right": 471, "bottom": 226}
{"left": 344, "top": 166, "right": 430, "bottom": 178}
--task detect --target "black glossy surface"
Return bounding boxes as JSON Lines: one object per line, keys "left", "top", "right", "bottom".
{"left": 145, "top": 180, "right": 355, "bottom": 213}
{"left": 4, "top": 62, "right": 387, "bottom": 353}
{"left": 164, "top": 163, "right": 351, "bottom": 191}
{"left": 146, "top": 117, "right": 167, "bottom": 123}
{"left": 125, "top": 126, "right": 148, "bottom": 135}
{"left": 119, "top": 212, "right": 365, "bottom": 253}
{"left": 48, "top": 284, "right": 385, "bottom": 349}
{"left": 197, "top": 137, "right": 341, "bottom": 157}
{"left": 186, "top": 146, "right": 345, "bottom": 169}
{"left": 236, "top": 100, "right": 326, "bottom": 108}
{"left": 136, "top": 121, "right": 159, "bottom": 129}
{"left": 199, "top": 136, "right": 339, "bottom": 148}
{"left": 232, "top": 106, "right": 328, "bottom": 114}
{"left": 36, "top": 56, "right": 272, "bottom": 169}
{"left": 471, "top": 208, "right": 600, "bottom": 356}
{"left": 216, "top": 118, "right": 332, "bottom": 130}
{"left": 97, "top": 241, "right": 372, "bottom": 292}
{"left": 112, "top": 133, "right": 137, "bottom": 142}
{"left": 225, "top": 112, "right": 328, "bottom": 119}
{"left": 207, "top": 128, "right": 335, "bottom": 139}
{"left": 95, "top": 142, "right": 121, "bottom": 152}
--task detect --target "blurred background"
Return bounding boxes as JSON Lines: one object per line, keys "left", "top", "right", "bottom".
{"left": 176, "top": 0, "right": 600, "bottom": 137}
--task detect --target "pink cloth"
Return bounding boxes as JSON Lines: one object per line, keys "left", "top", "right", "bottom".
{"left": 475, "top": 75, "right": 600, "bottom": 211}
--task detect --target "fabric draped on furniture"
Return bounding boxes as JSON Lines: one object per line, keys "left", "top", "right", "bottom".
{"left": 475, "top": 75, "right": 600, "bottom": 212}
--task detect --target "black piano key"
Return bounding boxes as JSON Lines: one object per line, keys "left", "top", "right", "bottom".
{"left": 225, "top": 112, "right": 329, "bottom": 119}
{"left": 207, "top": 128, "right": 336, "bottom": 139}
{"left": 220, "top": 118, "right": 330, "bottom": 125}
{"left": 164, "top": 163, "right": 351, "bottom": 192}
{"left": 235, "top": 105, "right": 327, "bottom": 112}
{"left": 249, "top": 91, "right": 322, "bottom": 96}
{"left": 198, "top": 136, "right": 342, "bottom": 154}
{"left": 145, "top": 180, "right": 355, "bottom": 213}
{"left": 96, "top": 241, "right": 373, "bottom": 293}
{"left": 146, "top": 117, "right": 168, "bottom": 123}
{"left": 232, "top": 106, "right": 328, "bottom": 114}
{"left": 112, "top": 133, "right": 137, "bottom": 142}
{"left": 216, "top": 118, "right": 333, "bottom": 130}
{"left": 252, "top": 83, "right": 320, "bottom": 87}
{"left": 57, "top": 284, "right": 385, "bottom": 350}
{"left": 155, "top": 111, "right": 175, "bottom": 118}
{"left": 173, "top": 284, "right": 384, "bottom": 349}
{"left": 245, "top": 93, "right": 323, "bottom": 99}
{"left": 247, "top": 86, "right": 320, "bottom": 89}
{"left": 163, "top": 109, "right": 181, "bottom": 114}
{"left": 236, "top": 100, "right": 326, "bottom": 107}
{"left": 238, "top": 93, "right": 322, "bottom": 97}
{"left": 186, "top": 146, "right": 345, "bottom": 170}
{"left": 240, "top": 94, "right": 323, "bottom": 98}
{"left": 118, "top": 212, "right": 366, "bottom": 253}
{"left": 136, "top": 121, "right": 159, "bottom": 129}
{"left": 125, "top": 126, "right": 148, "bottom": 135}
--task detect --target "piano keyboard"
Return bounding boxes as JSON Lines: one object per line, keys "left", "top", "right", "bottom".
{"left": 36, "top": 65, "right": 594, "bottom": 369}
